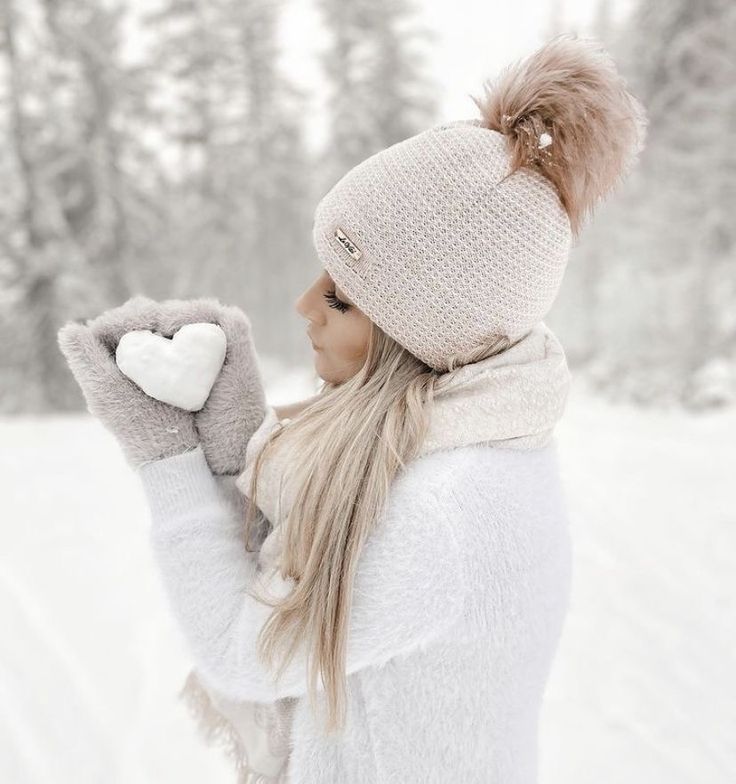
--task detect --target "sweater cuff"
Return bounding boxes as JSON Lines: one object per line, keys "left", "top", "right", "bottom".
{"left": 138, "top": 444, "right": 221, "bottom": 521}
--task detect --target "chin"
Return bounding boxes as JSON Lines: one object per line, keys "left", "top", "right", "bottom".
{"left": 313, "top": 353, "right": 329, "bottom": 380}
{"left": 314, "top": 358, "right": 340, "bottom": 385}
{"left": 315, "top": 367, "right": 335, "bottom": 384}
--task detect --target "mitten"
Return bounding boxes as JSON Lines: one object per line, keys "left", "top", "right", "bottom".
{"left": 57, "top": 297, "right": 200, "bottom": 469}
{"left": 154, "top": 297, "right": 268, "bottom": 476}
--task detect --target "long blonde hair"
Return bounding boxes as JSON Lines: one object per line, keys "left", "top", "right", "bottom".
{"left": 242, "top": 321, "right": 510, "bottom": 733}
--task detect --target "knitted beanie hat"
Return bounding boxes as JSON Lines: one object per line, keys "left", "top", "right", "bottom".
{"left": 312, "top": 34, "right": 647, "bottom": 371}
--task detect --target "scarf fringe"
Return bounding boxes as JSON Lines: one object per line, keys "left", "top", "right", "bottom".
{"left": 178, "top": 669, "right": 290, "bottom": 784}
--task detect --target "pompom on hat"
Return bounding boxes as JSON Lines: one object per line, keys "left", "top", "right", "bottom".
{"left": 312, "top": 33, "right": 648, "bottom": 372}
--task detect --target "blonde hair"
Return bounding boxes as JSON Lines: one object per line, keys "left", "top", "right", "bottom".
{"left": 242, "top": 323, "right": 510, "bottom": 734}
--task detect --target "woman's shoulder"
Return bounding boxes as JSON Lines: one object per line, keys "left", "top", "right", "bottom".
{"left": 387, "top": 440, "right": 569, "bottom": 543}
{"left": 384, "top": 442, "right": 570, "bottom": 577}
{"left": 365, "top": 442, "right": 567, "bottom": 598}
{"left": 397, "top": 439, "right": 564, "bottom": 498}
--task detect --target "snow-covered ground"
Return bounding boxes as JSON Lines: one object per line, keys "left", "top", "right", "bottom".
{"left": 1, "top": 365, "right": 734, "bottom": 784}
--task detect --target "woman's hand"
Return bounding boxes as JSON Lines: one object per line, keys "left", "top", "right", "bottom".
{"left": 154, "top": 297, "right": 268, "bottom": 476}
{"left": 59, "top": 294, "right": 268, "bottom": 475}
{"left": 57, "top": 297, "right": 200, "bottom": 469}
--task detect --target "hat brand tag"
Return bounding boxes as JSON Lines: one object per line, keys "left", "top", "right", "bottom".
{"left": 334, "top": 226, "right": 362, "bottom": 263}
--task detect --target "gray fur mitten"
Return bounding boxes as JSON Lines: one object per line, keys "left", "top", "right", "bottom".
{"left": 63, "top": 294, "right": 269, "bottom": 476}
{"left": 153, "top": 297, "right": 269, "bottom": 476}
{"left": 58, "top": 299, "right": 200, "bottom": 469}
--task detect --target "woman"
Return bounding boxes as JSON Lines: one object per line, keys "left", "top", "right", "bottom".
{"left": 58, "top": 34, "right": 646, "bottom": 784}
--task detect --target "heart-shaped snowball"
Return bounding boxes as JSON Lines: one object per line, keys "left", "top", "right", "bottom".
{"left": 115, "top": 323, "right": 227, "bottom": 412}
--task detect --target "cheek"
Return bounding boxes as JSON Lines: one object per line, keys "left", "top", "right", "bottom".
{"left": 323, "top": 320, "right": 368, "bottom": 362}
{"left": 340, "top": 325, "right": 370, "bottom": 360}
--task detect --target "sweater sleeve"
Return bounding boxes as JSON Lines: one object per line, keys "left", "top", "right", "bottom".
{"left": 138, "top": 444, "right": 467, "bottom": 703}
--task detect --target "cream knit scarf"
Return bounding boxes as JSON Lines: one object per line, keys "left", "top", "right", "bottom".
{"left": 177, "top": 321, "right": 571, "bottom": 784}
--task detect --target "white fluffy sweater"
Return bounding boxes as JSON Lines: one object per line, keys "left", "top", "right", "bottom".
{"left": 139, "top": 435, "right": 572, "bottom": 782}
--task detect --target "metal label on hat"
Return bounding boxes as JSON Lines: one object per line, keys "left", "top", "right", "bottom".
{"left": 334, "top": 226, "right": 362, "bottom": 263}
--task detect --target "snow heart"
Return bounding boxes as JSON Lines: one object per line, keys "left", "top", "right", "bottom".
{"left": 115, "top": 323, "right": 227, "bottom": 412}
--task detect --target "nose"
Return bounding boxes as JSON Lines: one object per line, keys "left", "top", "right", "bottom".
{"left": 294, "top": 288, "right": 326, "bottom": 326}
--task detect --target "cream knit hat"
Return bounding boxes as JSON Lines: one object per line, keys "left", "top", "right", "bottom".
{"left": 312, "top": 34, "right": 647, "bottom": 371}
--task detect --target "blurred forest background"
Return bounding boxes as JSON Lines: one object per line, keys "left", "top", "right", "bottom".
{"left": 0, "top": 0, "right": 734, "bottom": 413}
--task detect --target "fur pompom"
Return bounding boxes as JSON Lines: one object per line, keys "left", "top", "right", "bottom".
{"left": 471, "top": 33, "right": 648, "bottom": 237}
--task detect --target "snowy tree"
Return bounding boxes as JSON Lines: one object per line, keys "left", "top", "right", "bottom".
{"left": 615, "top": 0, "right": 736, "bottom": 406}
{"left": 1, "top": 0, "right": 443, "bottom": 412}
{"left": 0, "top": 0, "right": 315, "bottom": 411}
{"left": 548, "top": 0, "right": 736, "bottom": 407}
{"left": 0, "top": 0, "right": 142, "bottom": 412}
{"left": 229, "top": 0, "right": 314, "bottom": 360}
{"left": 315, "top": 0, "right": 439, "bottom": 195}
{"left": 141, "top": 0, "right": 314, "bottom": 360}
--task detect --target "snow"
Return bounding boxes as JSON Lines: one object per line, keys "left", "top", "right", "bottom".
{"left": 1, "top": 369, "right": 734, "bottom": 783}
{"left": 116, "top": 324, "right": 227, "bottom": 413}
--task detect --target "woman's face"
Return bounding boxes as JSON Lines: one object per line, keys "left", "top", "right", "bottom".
{"left": 295, "top": 269, "right": 372, "bottom": 384}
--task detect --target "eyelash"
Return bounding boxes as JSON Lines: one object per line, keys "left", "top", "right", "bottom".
{"left": 323, "top": 290, "right": 350, "bottom": 313}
